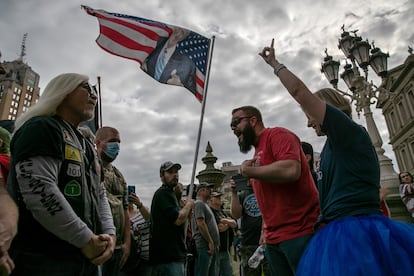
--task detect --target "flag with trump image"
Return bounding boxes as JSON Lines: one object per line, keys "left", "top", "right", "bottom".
{"left": 82, "top": 5, "right": 211, "bottom": 102}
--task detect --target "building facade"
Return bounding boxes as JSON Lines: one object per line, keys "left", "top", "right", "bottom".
{"left": 377, "top": 52, "right": 414, "bottom": 175}
{"left": 0, "top": 59, "right": 40, "bottom": 121}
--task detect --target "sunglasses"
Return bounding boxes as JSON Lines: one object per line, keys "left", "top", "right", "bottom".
{"left": 230, "top": 116, "right": 252, "bottom": 128}
{"left": 79, "top": 83, "right": 97, "bottom": 97}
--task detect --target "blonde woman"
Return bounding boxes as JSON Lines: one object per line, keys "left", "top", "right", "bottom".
{"left": 259, "top": 39, "right": 414, "bottom": 275}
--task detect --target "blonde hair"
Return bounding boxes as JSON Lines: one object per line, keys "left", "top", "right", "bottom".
{"left": 14, "top": 73, "right": 88, "bottom": 132}
{"left": 314, "top": 88, "right": 352, "bottom": 118}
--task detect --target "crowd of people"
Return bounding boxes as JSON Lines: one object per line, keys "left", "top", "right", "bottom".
{"left": 1, "top": 38, "right": 414, "bottom": 276}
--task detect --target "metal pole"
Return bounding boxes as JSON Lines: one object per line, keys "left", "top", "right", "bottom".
{"left": 97, "top": 76, "right": 103, "bottom": 128}
{"left": 188, "top": 36, "right": 216, "bottom": 196}
{"left": 184, "top": 35, "right": 216, "bottom": 276}
{"left": 354, "top": 76, "right": 409, "bottom": 221}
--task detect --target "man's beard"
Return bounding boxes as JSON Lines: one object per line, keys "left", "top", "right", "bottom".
{"left": 239, "top": 124, "right": 255, "bottom": 154}
{"left": 164, "top": 178, "right": 178, "bottom": 187}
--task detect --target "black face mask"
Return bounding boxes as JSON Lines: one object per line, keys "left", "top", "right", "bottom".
{"left": 239, "top": 123, "right": 255, "bottom": 154}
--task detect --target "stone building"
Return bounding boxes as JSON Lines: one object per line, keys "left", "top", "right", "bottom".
{"left": 0, "top": 35, "right": 40, "bottom": 123}
{"left": 378, "top": 51, "right": 414, "bottom": 175}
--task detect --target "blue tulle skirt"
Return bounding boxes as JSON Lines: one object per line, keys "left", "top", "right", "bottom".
{"left": 297, "top": 215, "right": 414, "bottom": 275}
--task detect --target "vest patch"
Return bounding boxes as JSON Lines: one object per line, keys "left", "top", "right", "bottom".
{"left": 64, "top": 180, "right": 81, "bottom": 196}
{"left": 67, "top": 163, "right": 81, "bottom": 177}
{"left": 65, "top": 145, "right": 81, "bottom": 162}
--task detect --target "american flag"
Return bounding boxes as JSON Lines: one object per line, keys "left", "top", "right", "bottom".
{"left": 82, "top": 6, "right": 211, "bottom": 102}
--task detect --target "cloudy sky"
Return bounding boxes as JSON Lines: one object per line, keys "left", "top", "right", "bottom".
{"left": 1, "top": 0, "right": 413, "bottom": 205}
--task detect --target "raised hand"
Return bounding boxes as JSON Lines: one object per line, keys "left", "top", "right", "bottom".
{"left": 259, "top": 38, "right": 279, "bottom": 68}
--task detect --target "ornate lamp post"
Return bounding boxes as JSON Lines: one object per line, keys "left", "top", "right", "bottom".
{"left": 321, "top": 26, "right": 409, "bottom": 221}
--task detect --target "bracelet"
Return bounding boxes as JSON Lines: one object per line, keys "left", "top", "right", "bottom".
{"left": 137, "top": 202, "right": 143, "bottom": 209}
{"left": 273, "top": 63, "right": 286, "bottom": 77}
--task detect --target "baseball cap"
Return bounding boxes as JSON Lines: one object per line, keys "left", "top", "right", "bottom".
{"left": 159, "top": 161, "right": 182, "bottom": 173}
{"left": 197, "top": 182, "right": 214, "bottom": 192}
{"left": 211, "top": 191, "right": 222, "bottom": 197}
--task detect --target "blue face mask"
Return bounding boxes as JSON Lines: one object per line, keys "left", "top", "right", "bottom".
{"left": 104, "top": 142, "right": 120, "bottom": 160}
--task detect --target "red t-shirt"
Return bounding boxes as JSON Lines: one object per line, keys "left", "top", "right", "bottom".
{"left": 0, "top": 154, "right": 10, "bottom": 186}
{"left": 252, "top": 128, "right": 320, "bottom": 244}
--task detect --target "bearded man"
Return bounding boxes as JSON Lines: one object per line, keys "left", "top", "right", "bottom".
{"left": 150, "top": 161, "right": 195, "bottom": 276}
{"left": 230, "top": 106, "right": 319, "bottom": 275}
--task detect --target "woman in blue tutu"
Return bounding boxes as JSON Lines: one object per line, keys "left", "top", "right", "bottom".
{"left": 259, "top": 38, "right": 414, "bottom": 275}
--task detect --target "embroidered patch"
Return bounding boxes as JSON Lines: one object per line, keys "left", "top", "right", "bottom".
{"left": 65, "top": 145, "right": 81, "bottom": 162}
{"left": 67, "top": 163, "right": 81, "bottom": 177}
{"left": 64, "top": 180, "right": 81, "bottom": 196}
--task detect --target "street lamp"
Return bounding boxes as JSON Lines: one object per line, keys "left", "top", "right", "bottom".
{"left": 320, "top": 26, "right": 407, "bottom": 220}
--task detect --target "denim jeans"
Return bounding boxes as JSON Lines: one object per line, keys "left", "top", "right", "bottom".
{"left": 10, "top": 249, "right": 98, "bottom": 276}
{"left": 195, "top": 246, "right": 218, "bottom": 276}
{"left": 152, "top": 261, "right": 185, "bottom": 276}
{"left": 217, "top": 250, "right": 233, "bottom": 276}
{"left": 265, "top": 234, "right": 313, "bottom": 276}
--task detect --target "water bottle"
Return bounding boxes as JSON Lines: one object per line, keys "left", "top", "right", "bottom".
{"left": 248, "top": 245, "right": 265, "bottom": 268}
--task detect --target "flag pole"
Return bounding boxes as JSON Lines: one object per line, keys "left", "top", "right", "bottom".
{"left": 97, "top": 76, "right": 103, "bottom": 128}
{"left": 183, "top": 37, "right": 215, "bottom": 276}
{"left": 188, "top": 36, "right": 216, "bottom": 198}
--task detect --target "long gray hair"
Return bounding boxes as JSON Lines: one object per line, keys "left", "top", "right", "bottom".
{"left": 14, "top": 73, "right": 88, "bottom": 132}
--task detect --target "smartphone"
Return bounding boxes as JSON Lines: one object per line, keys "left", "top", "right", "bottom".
{"left": 232, "top": 174, "right": 250, "bottom": 191}
{"left": 127, "top": 185, "right": 135, "bottom": 195}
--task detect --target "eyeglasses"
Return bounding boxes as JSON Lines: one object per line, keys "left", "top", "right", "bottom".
{"left": 230, "top": 116, "right": 252, "bottom": 128}
{"left": 79, "top": 83, "right": 97, "bottom": 97}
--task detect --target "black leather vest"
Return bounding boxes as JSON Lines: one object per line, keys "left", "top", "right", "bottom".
{"left": 10, "top": 117, "right": 102, "bottom": 254}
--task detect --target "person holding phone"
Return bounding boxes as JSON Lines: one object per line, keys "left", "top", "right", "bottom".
{"left": 96, "top": 126, "right": 131, "bottom": 276}
{"left": 125, "top": 190, "right": 152, "bottom": 276}
{"left": 232, "top": 174, "right": 250, "bottom": 192}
